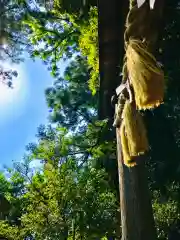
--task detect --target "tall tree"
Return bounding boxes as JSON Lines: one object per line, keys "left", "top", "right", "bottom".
{"left": 114, "top": 0, "right": 166, "bottom": 239}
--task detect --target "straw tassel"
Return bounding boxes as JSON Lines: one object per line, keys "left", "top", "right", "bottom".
{"left": 120, "top": 101, "right": 149, "bottom": 167}
{"left": 126, "top": 39, "right": 165, "bottom": 110}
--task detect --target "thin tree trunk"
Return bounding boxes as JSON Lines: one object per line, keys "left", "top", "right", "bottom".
{"left": 97, "top": 0, "right": 128, "bottom": 205}
{"left": 98, "top": 0, "right": 163, "bottom": 239}
{"left": 116, "top": 1, "right": 165, "bottom": 239}
{"left": 117, "top": 130, "right": 156, "bottom": 240}
{"left": 97, "top": 0, "right": 128, "bottom": 123}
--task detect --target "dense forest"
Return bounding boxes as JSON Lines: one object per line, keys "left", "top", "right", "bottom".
{"left": 1, "top": 0, "right": 180, "bottom": 239}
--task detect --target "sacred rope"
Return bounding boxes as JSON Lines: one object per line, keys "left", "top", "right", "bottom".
{"left": 113, "top": 0, "right": 165, "bottom": 167}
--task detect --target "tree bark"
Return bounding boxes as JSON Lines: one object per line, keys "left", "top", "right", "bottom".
{"left": 97, "top": 0, "right": 164, "bottom": 239}
{"left": 97, "top": 0, "right": 128, "bottom": 203}
{"left": 117, "top": 129, "right": 156, "bottom": 240}
{"left": 115, "top": 1, "right": 165, "bottom": 239}
{"left": 97, "top": 0, "right": 128, "bottom": 123}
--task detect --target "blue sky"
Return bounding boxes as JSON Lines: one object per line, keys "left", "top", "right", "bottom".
{"left": 0, "top": 58, "right": 67, "bottom": 169}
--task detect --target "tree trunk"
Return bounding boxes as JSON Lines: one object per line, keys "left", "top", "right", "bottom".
{"left": 97, "top": 0, "right": 128, "bottom": 123}
{"left": 97, "top": 0, "right": 128, "bottom": 206}
{"left": 117, "top": 130, "right": 156, "bottom": 240}
{"left": 98, "top": 0, "right": 164, "bottom": 239}
{"left": 115, "top": 1, "right": 165, "bottom": 239}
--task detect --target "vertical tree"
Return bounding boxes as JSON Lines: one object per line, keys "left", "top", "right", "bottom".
{"left": 98, "top": 0, "right": 166, "bottom": 239}
{"left": 115, "top": 1, "right": 165, "bottom": 239}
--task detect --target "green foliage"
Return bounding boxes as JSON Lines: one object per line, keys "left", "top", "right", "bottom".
{"left": 23, "top": 11, "right": 79, "bottom": 76}
{"left": 0, "top": 75, "right": 119, "bottom": 239}
{"left": 0, "top": 0, "right": 28, "bottom": 63}
{"left": 0, "top": 127, "right": 119, "bottom": 238}
{"left": 153, "top": 185, "right": 180, "bottom": 240}
{"left": 0, "top": 0, "right": 28, "bottom": 84}
{"left": 0, "top": 221, "right": 20, "bottom": 239}
{"left": 0, "top": 5, "right": 117, "bottom": 236}
{"left": 20, "top": 160, "right": 118, "bottom": 239}
{"left": 45, "top": 55, "right": 98, "bottom": 130}
{"left": 79, "top": 7, "right": 99, "bottom": 94}
{"left": 23, "top": 3, "right": 99, "bottom": 94}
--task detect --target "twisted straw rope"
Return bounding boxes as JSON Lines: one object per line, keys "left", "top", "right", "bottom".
{"left": 113, "top": 0, "right": 158, "bottom": 127}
